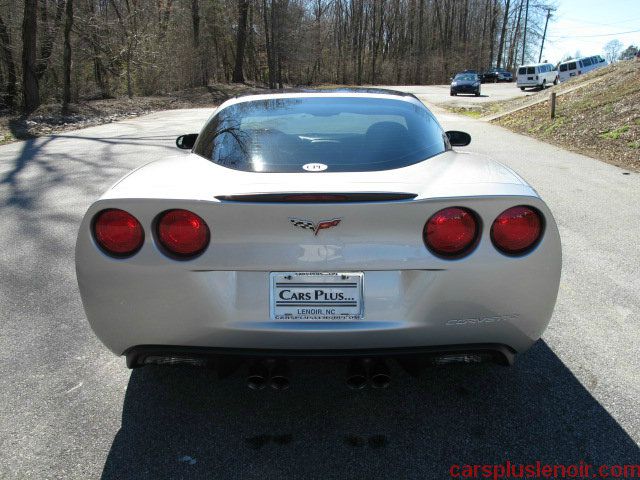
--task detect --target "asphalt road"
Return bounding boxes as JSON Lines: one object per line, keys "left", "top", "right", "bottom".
{"left": 0, "top": 94, "right": 639, "bottom": 479}
{"left": 387, "top": 81, "right": 538, "bottom": 106}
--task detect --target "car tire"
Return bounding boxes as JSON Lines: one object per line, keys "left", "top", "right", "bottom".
{"left": 541, "top": 80, "right": 547, "bottom": 90}
{"left": 520, "top": 87, "right": 525, "bottom": 91}
{"left": 475, "top": 91, "right": 480, "bottom": 97}
{"left": 553, "top": 76, "right": 559, "bottom": 85}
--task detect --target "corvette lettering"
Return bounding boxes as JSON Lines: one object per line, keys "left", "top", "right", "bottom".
{"left": 446, "top": 313, "right": 520, "bottom": 326}
{"left": 289, "top": 217, "right": 342, "bottom": 235}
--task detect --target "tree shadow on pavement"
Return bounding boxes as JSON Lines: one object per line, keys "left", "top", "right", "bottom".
{"left": 101, "top": 341, "right": 639, "bottom": 480}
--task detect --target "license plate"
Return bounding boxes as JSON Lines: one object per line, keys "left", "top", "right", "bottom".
{"left": 270, "top": 272, "right": 363, "bottom": 321}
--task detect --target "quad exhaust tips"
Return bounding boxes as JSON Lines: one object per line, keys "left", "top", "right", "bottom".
{"left": 247, "top": 359, "right": 290, "bottom": 390}
{"left": 248, "top": 357, "right": 393, "bottom": 390}
{"left": 346, "top": 358, "right": 391, "bottom": 389}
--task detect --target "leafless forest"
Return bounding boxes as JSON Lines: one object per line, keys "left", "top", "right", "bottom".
{"left": 0, "top": 0, "right": 553, "bottom": 114}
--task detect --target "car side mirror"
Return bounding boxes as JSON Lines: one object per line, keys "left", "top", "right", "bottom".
{"left": 446, "top": 130, "right": 471, "bottom": 147}
{"left": 176, "top": 133, "right": 198, "bottom": 150}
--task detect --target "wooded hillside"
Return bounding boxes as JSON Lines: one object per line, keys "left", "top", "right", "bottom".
{"left": 0, "top": 0, "right": 553, "bottom": 114}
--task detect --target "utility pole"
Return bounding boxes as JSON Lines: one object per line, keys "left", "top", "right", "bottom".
{"left": 520, "top": 0, "right": 529, "bottom": 65}
{"left": 538, "top": 7, "right": 552, "bottom": 62}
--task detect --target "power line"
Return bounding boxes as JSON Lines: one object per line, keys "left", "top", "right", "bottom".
{"left": 555, "top": 15, "right": 640, "bottom": 27}
{"left": 548, "top": 28, "right": 640, "bottom": 39}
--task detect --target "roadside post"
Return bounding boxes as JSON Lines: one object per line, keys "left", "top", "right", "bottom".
{"left": 550, "top": 92, "right": 556, "bottom": 119}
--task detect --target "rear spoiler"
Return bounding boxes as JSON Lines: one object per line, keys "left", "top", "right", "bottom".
{"left": 215, "top": 192, "right": 418, "bottom": 203}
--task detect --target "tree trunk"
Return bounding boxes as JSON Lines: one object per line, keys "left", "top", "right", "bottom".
{"left": 62, "top": 0, "right": 73, "bottom": 115}
{"left": 414, "top": 0, "right": 424, "bottom": 84}
{"left": 507, "top": 0, "right": 523, "bottom": 70}
{"left": 22, "top": 0, "right": 39, "bottom": 113}
{"left": 37, "top": 0, "right": 65, "bottom": 80}
{"left": 232, "top": 0, "right": 249, "bottom": 82}
{"left": 496, "top": 0, "right": 510, "bottom": 68}
{"left": 191, "top": 0, "right": 206, "bottom": 86}
{"left": 262, "top": 0, "right": 273, "bottom": 87}
{"left": 488, "top": 0, "right": 498, "bottom": 68}
{"left": 0, "top": 14, "right": 17, "bottom": 112}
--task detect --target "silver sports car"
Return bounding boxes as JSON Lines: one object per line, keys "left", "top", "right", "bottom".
{"left": 76, "top": 89, "right": 561, "bottom": 388}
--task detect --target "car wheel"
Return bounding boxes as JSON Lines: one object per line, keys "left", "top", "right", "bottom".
{"left": 553, "top": 76, "right": 559, "bottom": 85}
{"left": 541, "top": 80, "right": 547, "bottom": 90}
{"left": 475, "top": 91, "right": 480, "bottom": 97}
{"left": 520, "top": 87, "right": 525, "bottom": 91}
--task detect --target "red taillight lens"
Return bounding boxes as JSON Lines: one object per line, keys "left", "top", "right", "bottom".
{"left": 491, "top": 206, "right": 542, "bottom": 255}
{"left": 157, "top": 209, "right": 209, "bottom": 257}
{"left": 424, "top": 207, "right": 478, "bottom": 257}
{"left": 93, "top": 209, "right": 144, "bottom": 257}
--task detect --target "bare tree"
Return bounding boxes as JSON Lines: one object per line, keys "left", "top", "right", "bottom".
{"left": 62, "top": 0, "right": 73, "bottom": 114}
{"left": 496, "top": 0, "right": 510, "bottom": 68}
{"left": 0, "top": 13, "right": 17, "bottom": 112}
{"left": 232, "top": 0, "right": 250, "bottom": 82}
{"left": 22, "top": 0, "right": 40, "bottom": 113}
{"left": 4, "top": 0, "right": 555, "bottom": 111}
{"left": 604, "top": 39, "right": 623, "bottom": 64}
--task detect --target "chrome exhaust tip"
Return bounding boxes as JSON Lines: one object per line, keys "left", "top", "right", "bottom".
{"left": 346, "top": 358, "right": 369, "bottom": 389}
{"left": 269, "top": 360, "right": 290, "bottom": 390}
{"left": 370, "top": 360, "right": 391, "bottom": 389}
{"left": 247, "top": 361, "right": 268, "bottom": 390}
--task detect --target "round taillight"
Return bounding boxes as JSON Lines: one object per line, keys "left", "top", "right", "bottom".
{"left": 491, "top": 206, "right": 542, "bottom": 255}
{"left": 424, "top": 207, "right": 478, "bottom": 257}
{"left": 157, "top": 209, "right": 210, "bottom": 257}
{"left": 93, "top": 209, "right": 144, "bottom": 257}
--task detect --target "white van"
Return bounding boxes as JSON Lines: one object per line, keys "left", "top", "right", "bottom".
{"left": 558, "top": 55, "right": 607, "bottom": 82}
{"left": 516, "top": 63, "right": 558, "bottom": 90}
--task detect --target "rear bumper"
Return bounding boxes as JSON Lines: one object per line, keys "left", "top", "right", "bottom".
{"left": 125, "top": 343, "right": 517, "bottom": 368}
{"left": 451, "top": 86, "right": 479, "bottom": 94}
{"left": 517, "top": 81, "right": 539, "bottom": 87}
{"left": 76, "top": 195, "right": 562, "bottom": 358}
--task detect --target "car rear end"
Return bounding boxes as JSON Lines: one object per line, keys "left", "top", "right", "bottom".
{"left": 76, "top": 168, "right": 561, "bottom": 369}
{"left": 516, "top": 66, "right": 539, "bottom": 88}
{"left": 498, "top": 70, "right": 513, "bottom": 82}
{"left": 76, "top": 93, "right": 561, "bottom": 374}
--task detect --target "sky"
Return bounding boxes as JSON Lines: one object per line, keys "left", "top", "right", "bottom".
{"left": 541, "top": 0, "right": 640, "bottom": 63}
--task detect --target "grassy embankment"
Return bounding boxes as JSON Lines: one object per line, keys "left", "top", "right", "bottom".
{"left": 450, "top": 61, "right": 640, "bottom": 171}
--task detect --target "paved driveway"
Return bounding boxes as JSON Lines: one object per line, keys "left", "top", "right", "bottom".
{"left": 0, "top": 99, "right": 638, "bottom": 479}
{"left": 386, "top": 82, "right": 537, "bottom": 106}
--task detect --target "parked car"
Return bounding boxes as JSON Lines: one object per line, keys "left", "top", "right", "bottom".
{"left": 450, "top": 73, "right": 481, "bottom": 96}
{"left": 516, "top": 63, "right": 558, "bottom": 90}
{"left": 558, "top": 55, "right": 607, "bottom": 82}
{"left": 76, "top": 89, "right": 561, "bottom": 388}
{"left": 482, "top": 68, "right": 513, "bottom": 83}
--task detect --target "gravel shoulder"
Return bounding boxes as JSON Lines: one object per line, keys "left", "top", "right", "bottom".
{"left": 0, "top": 83, "right": 262, "bottom": 145}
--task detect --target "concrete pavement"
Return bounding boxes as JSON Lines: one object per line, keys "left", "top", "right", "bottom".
{"left": 0, "top": 97, "right": 638, "bottom": 479}
{"left": 387, "top": 82, "right": 536, "bottom": 106}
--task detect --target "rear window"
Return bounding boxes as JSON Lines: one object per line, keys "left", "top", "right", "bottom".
{"left": 568, "top": 62, "right": 577, "bottom": 70}
{"left": 193, "top": 97, "right": 447, "bottom": 173}
{"left": 518, "top": 67, "right": 535, "bottom": 75}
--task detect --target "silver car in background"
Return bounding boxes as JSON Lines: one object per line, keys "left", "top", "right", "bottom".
{"left": 76, "top": 90, "right": 561, "bottom": 388}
